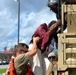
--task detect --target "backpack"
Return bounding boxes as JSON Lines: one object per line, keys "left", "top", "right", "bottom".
{"left": 9, "top": 55, "right": 33, "bottom": 75}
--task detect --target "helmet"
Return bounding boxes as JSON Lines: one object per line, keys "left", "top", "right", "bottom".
{"left": 50, "top": 0, "right": 57, "bottom": 4}
{"left": 48, "top": 0, "right": 57, "bottom": 6}
{"left": 48, "top": 52, "right": 56, "bottom": 58}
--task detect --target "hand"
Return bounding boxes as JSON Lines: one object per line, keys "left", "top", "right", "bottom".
{"left": 33, "top": 37, "right": 40, "bottom": 43}
{"left": 57, "top": 19, "right": 62, "bottom": 26}
{"left": 5, "top": 67, "right": 10, "bottom": 75}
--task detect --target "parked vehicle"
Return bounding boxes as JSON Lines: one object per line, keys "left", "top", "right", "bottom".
{"left": 2, "top": 59, "right": 10, "bottom": 65}
{"left": 2, "top": 59, "right": 7, "bottom": 65}
{"left": 0, "top": 59, "right": 3, "bottom": 65}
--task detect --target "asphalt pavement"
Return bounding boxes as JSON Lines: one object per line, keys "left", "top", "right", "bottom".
{"left": 0, "top": 64, "right": 9, "bottom": 69}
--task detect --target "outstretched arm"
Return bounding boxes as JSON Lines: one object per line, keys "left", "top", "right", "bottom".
{"left": 27, "top": 37, "right": 40, "bottom": 57}
{"left": 48, "top": 19, "right": 61, "bottom": 36}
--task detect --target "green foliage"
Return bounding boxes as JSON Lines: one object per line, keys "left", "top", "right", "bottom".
{"left": 4, "top": 47, "right": 7, "bottom": 51}
{"left": 0, "top": 68, "right": 7, "bottom": 73}
{"left": 10, "top": 47, "right": 14, "bottom": 50}
{"left": 14, "top": 45, "right": 17, "bottom": 50}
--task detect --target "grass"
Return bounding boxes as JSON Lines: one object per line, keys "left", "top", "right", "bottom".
{"left": 0, "top": 68, "right": 7, "bottom": 73}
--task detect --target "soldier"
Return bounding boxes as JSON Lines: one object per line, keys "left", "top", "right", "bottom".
{"left": 46, "top": 52, "right": 57, "bottom": 75}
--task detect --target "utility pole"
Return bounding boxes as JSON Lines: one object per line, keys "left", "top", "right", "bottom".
{"left": 18, "top": 0, "right": 20, "bottom": 44}
{"left": 15, "top": 0, "right": 20, "bottom": 44}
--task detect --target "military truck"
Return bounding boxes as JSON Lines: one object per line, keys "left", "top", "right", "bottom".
{"left": 48, "top": 0, "right": 76, "bottom": 75}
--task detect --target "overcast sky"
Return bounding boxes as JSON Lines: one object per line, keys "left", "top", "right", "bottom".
{"left": 0, "top": 0, "right": 57, "bottom": 51}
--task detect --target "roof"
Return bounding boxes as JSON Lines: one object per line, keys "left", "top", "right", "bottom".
{"left": 3, "top": 50, "right": 14, "bottom": 54}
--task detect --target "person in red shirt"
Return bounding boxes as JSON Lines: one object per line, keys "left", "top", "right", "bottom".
{"left": 29, "top": 20, "right": 61, "bottom": 75}
{"left": 31, "top": 19, "right": 61, "bottom": 53}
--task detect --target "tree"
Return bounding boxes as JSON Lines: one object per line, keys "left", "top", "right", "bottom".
{"left": 4, "top": 47, "right": 7, "bottom": 51}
